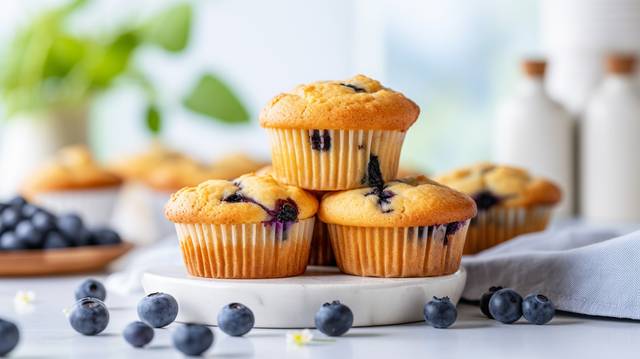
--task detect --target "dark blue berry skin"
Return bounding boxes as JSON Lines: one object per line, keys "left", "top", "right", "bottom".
{"left": 1, "top": 207, "right": 22, "bottom": 230}
{"left": 0, "top": 231, "right": 27, "bottom": 250}
{"left": 489, "top": 288, "right": 523, "bottom": 324}
{"left": 32, "top": 211, "right": 56, "bottom": 233}
{"left": 522, "top": 294, "right": 555, "bottom": 325}
{"left": 75, "top": 279, "right": 107, "bottom": 301}
{"left": 15, "top": 220, "right": 44, "bottom": 249}
{"left": 57, "top": 214, "right": 85, "bottom": 239}
{"left": 172, "top": 324, "right": 214, "bottom": 356}
{"left": 69, "top": 298, "right": 109, "bottom": 336}
{"left": 43, "top": 231, "right": 69, "bottom": 249}
{"left": 472, "top": 191, "right": 501, "bottom": 211}
{"left": 480, "top": 286, "right": 503, "bottom": 319}
{"left": 20, "top": 204, "right": 40, "bottom": 219}
{"left": 314, "top": 300, "right": 353, "bottom": 337}
{"left": 8, "top": 196, "right": 27, "bottom": 208}
{"left": 137, "top": 292, "right": 179, "bottom": 328}
{"left": 217, "top": 303, "right": 254, "bottom": 337}
{"left": 0, "top": 318, "right": 19, "bottom": 356}
{"left": 424, "top": 296, "right": 457, "bottom": 329}
{"left": 123, "top": 321, "right": 154, "bottom": 348}
{"left": 91, "top": 228, "right": 122, "bottom": 246}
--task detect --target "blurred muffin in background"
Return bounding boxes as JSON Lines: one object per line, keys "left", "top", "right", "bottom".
{"left": 22, "top": 145, "right": 122, "bottom": 227}
{"left": 435, "top": 162, "right": 561, "bottom": 254}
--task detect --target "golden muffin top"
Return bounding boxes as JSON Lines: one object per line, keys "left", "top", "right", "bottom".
{"left": 434, "top": 163, "right": 562, "bottom": 209}
{"left": 22, "top": 145, "right": 122, "bottom": 194}
{"left": 259, "top": 74, "right": 420, "bottom": 131}
{"left": 164, "top": 173, "right": 318, "bottom": 224}
{"left": 319, "top": 176, "right": 476, "bottom": 227}
{"left": 109, "top": 143, "right": 186, "bottom": 181}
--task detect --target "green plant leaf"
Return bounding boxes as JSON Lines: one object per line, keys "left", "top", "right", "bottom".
{"left": 87, "top": 31, "right": 139, "bottom": 88}
{"left": 145, "top": 104, "right": 162, "bottom": 134}
{"left": 183, "top": 73, "right": 249, "bottom": 124}
{"left": 140, "top": 3, "right": 192, "bottom": 52}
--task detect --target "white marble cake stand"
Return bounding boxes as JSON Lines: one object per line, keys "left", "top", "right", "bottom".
{"left": 142, "top": 265, "right": 467, "bottom": 328}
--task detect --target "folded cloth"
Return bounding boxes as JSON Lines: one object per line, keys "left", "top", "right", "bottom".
{"left": 462, "top": 226, "right": 640, "bottom": 320}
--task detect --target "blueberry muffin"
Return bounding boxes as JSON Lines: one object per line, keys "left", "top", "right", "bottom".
{"left": 319, "top": 171, "right": 476, "bottom": 277}
{"left": 435, "top": 163, "right": 561, "bottom": 254}
{"left": 164, "top": 173, "right": 318, "bottom": 278}
{"left": 21, "top": 145, "right": 122, "bottom": 227}
{"left": 260, "top": 74, "right": 419, "bottom": 191}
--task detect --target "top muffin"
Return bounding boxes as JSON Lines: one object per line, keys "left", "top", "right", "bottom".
{"left": 435, "top": 163, "right": 562, "bottom": 210}
{"left": 22, "top": 145, "right": 122, "bottom": 195}
{"left": 164, "top": 173, "right": 318, "bottom": 224}
{"left": 259, "top": 75, "right": 420, "bottom": 131}
{"left": 319, "top": 176, "right": 477, "bottom": 227}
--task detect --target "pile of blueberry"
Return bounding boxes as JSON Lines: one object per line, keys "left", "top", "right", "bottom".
{"left": 0, "top": 196, "right": 122, "bottom": 251}
{"left": 480, "top": 286, "right": 556, "bottom": 325}
{"left": 63, "top": 278, "right": 356, "bottom": 356}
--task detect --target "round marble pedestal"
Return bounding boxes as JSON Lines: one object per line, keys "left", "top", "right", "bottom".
{"left": 142, "top": 265, "right": 467, "bottom": 328}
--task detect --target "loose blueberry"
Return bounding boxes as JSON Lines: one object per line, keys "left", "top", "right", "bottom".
{"left": 1, "top": 208, "right": 21, "bottom": 230}
{"left": 0, "top": 318, "right": 20, "bottom": 356}
{"left": 137, "top": 292, "right": 179, "bottom": 328}
{"left": 7, "top": 196, "right": 27, "bottom": 208}
{"left": 172, "top": 323, "right": 214, "bottom": 356}
{"left": 75, "top": 279, "right": 107, "bottom": 301}
{"left": 480, "top": 286, "right": 503, "bottom": 319}
{"left": 0, "top": 232, "right": 27, "bottom": 251}
{"left": 20, "top": 204, "right": 40, "bottom": 218}
{"left": 522, "top": 294, "right": 555, "bottom": 325}
{"left": 32, "top": 211, "right": 56, "bottom": 233}
{"left": 424, "top": 296, "right": 457, "bottom": 329}
{"left": 217, "top": 303, "right": 255, "bottom": 337}
{"left": 90, "top": 228, "right": 122, "bottom": 246}
{"left": 489, "top": 288, "right": 523, "bottom": 324}
{"left": 314, "top": 300, "right": 353, "bottom": 337}
{"left": 123, "top": 321, "right": 154, "bottom": 348}
{"left": 69, "top": 297, "right": 109, "bottom": 336}
{"left": 56, "top": 213, "right": 85, "bottom": 239}
{"left": 15, "top": 220, "right": 44, "bottom": 249}
{"left": 43, "top": 231, "right": 69, "bottom": 249}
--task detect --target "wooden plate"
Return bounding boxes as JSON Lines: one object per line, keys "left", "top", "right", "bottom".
{"left": 0, "top": 243, "right": 133, "bottom": 276}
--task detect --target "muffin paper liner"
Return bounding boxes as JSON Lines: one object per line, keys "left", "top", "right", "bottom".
{"left": 175, "top": 217, "right": 315, "bottom": 279}
{"left": 308, "top": 219, "right": 336, "bottom": 266}
{"left": 463, "top": 206, "right": 552, "bottom": 254}
{"left": 31, "top": 186, "right": 121, "bottom": 227}
{"left": 266, "top": 128, "right": 405, "bottom": 190}
{"left": 327, "top": 220, "right": 470, "bottom": 278}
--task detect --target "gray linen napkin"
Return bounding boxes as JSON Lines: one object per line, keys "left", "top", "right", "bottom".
{"left": 462, "top": 226, "right": 640, "bottom": 319}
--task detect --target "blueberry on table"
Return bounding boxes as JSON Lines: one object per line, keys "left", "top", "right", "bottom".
{"left": 489, "top": 288, "right": 523, "bottom": 324}
{"left": 314, "top": 300, "right": 353, "bottom": 337}
{"left": 91, "top": 228, "right": 122, "bottom": 246}
{"left": 522, "top": 294, "right": 555, "bottom": 325}
{"left": 43, "top": 231, "right": 69, "bottom": 249}
{"left": 15, "top": 220, "right": 44, "bottom": 249}
{"left": 0, "top": 318, "right": 19, "bottom": 356}
{"left": 69, "top": 298, "right": 109, "bottom": 336}
{"left": 172, "top": 323, "right": 214, "bottom": 356}
{"left": 32, "top": 211, "right": 56, "bottom": 233}
{"left": 217, "top": 303, "right": 255, "bottom": 337}
{"left": 123, "top": 321, "right": 154, "bottom": 348}
{"left": 480, "top": 286, "right": 503, "bottom": 319}
{"left": 137, "top": 292, "right": 179, "bottom": 328}
{"left": 75, "top": 279, "right": 107, "bottom": 301}
{"left": 424, "top": 296, "right": 457, "bottom": 329}
{"left": 0, "top": 231, "right": 27, "bottom": 251}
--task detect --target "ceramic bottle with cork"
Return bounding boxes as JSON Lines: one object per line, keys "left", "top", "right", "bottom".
{"left": 581, "top": 54, "right": 640, "bottom": 223}
{"left": 494, "top": 59, "right": 575, "bottom": 217}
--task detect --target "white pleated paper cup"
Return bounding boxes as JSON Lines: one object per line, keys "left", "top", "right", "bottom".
{"left": 31, "top": 186, "right": 121, "bottom": 227}
{"left": 327, "top": 220, "right": 470, "bottom": 278}
{"left": 464, "top": 206, "right": 553, "bottom": 254}
{"left": 174, "top": 217, "right": 315, "bottom": 279}
{"left": 266, "top": 128, "right": 405, "bottom": 191}
{"left": 308, "top": 219, "right": 335, "bottom": 266}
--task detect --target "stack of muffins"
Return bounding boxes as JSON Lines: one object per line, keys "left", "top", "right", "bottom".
{"left": 164, "top": 74, "right": 484, "bottom": 279}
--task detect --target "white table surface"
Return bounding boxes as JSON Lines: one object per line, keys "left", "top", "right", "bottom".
{"left": 1, "top": 274, "right": 639, "bottom": 358}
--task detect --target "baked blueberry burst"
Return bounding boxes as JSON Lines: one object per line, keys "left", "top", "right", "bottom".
{"left": 472, "top": 190, "right": 502, "bottom": 211}
{"left": 310, "top": 130, "right": 331, "bottom": 151}
{"left": 222, "top": 189, "right": 299, "bottom": 236}
{"left": 362, "top": 154, "right": 395, "bottom": 213}
{"left": 339, "top": 82, "right": 366, "bottom": 93}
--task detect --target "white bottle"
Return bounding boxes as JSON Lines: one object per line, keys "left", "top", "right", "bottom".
{"left": 494, "top": 59, "right": 575, "bottom": 217}
{"left": 581, "top": 54, "right": 640, "bottom": 223}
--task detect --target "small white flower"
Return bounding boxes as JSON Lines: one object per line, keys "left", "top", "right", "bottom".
{"left": 14, "top": 290, "right": 36, "bottom": 314}
{"left": 286, "top": 329, "right": 313, "bottom": 347}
